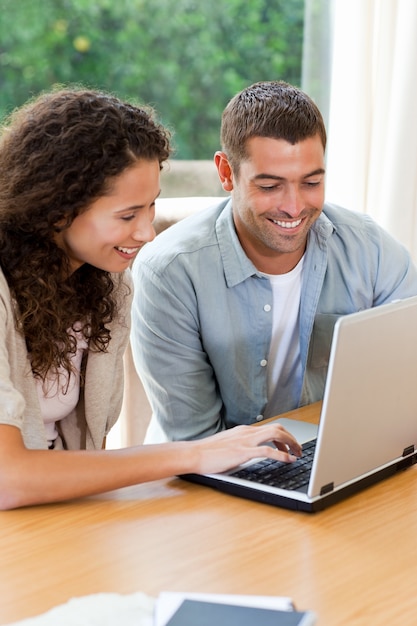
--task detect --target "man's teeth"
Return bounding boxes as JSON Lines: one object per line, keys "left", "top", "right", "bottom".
{"left": 272, "top": 218, "right": 302, "bottom": 229}
{"left": 117, "top": 246, "right": 137, "bottom": 254}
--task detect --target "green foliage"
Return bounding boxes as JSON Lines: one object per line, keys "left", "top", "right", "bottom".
{"left": 0, "top": 0, "right": 304, "bottom": 158}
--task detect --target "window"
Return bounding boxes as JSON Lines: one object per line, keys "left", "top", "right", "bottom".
{"left": 0, "top": 0, "right": 305, "bottom": 159}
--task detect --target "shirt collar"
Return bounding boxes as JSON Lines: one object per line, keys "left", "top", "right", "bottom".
{"left": 216, "top": 199, "right": 261, "bottom": 287}
{"left": 215, "top": 200, "right": 335, "bottom": 287}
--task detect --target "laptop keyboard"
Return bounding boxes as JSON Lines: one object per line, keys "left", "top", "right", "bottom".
{"left": 230, "top": 439, "right": 317, "bottom": 491}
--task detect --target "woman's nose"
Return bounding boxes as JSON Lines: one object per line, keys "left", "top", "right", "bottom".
{"left": 132, "top": 219, "right": 156, "bottom": 244}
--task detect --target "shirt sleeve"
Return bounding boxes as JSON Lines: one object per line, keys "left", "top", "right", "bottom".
{"left": 0, "top": 292, "right": 26, "bottom": 430}
{"left": 131, "top": 258, "right": 224, "bottom": 441}
{"left": 365, "top": 215, "right": 417, "bottom": 304}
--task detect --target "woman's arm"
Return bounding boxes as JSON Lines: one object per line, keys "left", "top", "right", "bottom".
{"left": 0, "top": 422, "right": 301, "bottom": 510}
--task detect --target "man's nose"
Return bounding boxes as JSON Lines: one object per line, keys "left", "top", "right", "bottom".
{"left": 282, "top": 186, "right": 304, "bottom": 217}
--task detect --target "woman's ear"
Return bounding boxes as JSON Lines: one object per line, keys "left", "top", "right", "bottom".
{"left": 214, "top": 151, "right": 234, "bottom": 192}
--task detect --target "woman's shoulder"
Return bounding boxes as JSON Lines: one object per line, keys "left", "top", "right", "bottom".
{"left": 110, "top": 269, "right": 133, "bottom": 312}
{"left": 0, "top": 267, "right": 13, "bottom": 308}
{"left": 110, "top": 268, "right": 133, "bottom": 289}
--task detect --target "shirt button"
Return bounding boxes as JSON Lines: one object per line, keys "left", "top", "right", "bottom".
{"left": 264, "top": 304, "right": 271, "bottom": 312}
{"left": 256, "top": 414, "right": 264, "bottom": 421}
{"left": 260, "top": 359, "right": 267, "bottom": 367}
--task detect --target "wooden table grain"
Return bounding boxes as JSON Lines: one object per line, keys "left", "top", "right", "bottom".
{"left": 1, "top": 402, "right": 417, "bottom": 625}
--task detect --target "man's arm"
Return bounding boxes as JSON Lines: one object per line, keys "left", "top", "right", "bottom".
{"left": 131, "top": 259, "right": 224, "bottom": 441}
{"left": 369, "top": 220, "right": 417, "bottom": 304}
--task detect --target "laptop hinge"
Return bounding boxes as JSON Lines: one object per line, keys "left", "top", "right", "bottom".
{"left": 403, "top": 445, "right": 415, "bottom": 457}
{"left": 320, "top": 482, "right": 334, "bottom": 495}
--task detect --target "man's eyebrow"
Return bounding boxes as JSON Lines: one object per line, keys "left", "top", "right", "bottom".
{"left": 253, "top": 168, "right": 326, "bottom": 181}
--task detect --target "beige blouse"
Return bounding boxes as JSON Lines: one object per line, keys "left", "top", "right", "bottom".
{"left": 0, "top": 268, "right": 133, "bottom": 450}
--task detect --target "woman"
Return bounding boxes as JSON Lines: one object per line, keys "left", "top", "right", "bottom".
{"left": 0, "top": 88, "right": 301, "bottom": 510}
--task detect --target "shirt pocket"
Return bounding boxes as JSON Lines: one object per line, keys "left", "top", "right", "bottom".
{"left": 308, "top": 313, "right": 341, "bottom": 369}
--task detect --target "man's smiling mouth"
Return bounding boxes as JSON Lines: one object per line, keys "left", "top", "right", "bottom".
{"left": 270, "top": 218, "right": 302, "bottom": 229}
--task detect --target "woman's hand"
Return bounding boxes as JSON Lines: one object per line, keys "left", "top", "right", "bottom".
{"left": 188, "top": 422, "right": 302, "bottom": 475}
{"left": 0, "top": 422, "right": 302, "bottom": 509}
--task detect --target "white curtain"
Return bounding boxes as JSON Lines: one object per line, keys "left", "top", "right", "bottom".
{"left": 323, "top": 0, "right": 417, "bottom": 260}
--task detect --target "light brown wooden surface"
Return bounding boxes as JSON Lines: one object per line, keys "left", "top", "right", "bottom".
{"left": 1, "top": 402, "right": 417, "bottom": 625}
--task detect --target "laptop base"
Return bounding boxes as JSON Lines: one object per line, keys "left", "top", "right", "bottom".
{"left": 180, "top": 453, "right": 416, "bottom": 513}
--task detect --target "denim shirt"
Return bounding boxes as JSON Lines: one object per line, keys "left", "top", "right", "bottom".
{"left": 132, "top": 199, "right": 417, "bottom": 441}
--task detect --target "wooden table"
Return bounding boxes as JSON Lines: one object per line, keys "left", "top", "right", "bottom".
{"left": 1, "top": 403, "right": 417, "bottom": 625}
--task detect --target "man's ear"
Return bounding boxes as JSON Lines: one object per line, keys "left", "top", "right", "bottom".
{"left": 214, "top": 151, "right": 234, "bottom": 192}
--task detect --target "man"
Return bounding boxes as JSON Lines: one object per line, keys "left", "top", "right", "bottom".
{"left": 131, "top": 80, "right": 417, "bottom": 442}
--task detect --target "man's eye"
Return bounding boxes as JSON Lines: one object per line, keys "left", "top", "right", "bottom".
{"left": 259, "top": 185, "right": 279, "bottom": 192}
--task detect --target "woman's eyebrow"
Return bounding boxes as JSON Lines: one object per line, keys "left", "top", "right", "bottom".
{"left": 114, "top": 191, "right": 161, "bottom": 214}
{"left": 114, "top": 204, "right": 143, "bottom": 214}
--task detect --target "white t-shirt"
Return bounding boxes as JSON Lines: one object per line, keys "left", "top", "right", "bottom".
{"left": 262, "top": 256, "right": 304, "bottom": 418}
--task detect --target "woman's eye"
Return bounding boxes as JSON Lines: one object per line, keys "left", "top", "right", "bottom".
{"left": 121, "top": 214, "right": 135, "bottom": 221}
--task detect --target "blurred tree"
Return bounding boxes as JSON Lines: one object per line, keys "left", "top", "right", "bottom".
{"left": 0, "top": 0, "right": 304, "bottom": 158}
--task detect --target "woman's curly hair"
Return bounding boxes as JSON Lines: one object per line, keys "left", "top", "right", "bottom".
{"left": 0, "top": 87, "right": 171, "bottom": 381}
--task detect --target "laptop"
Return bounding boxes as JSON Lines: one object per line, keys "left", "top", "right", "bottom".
{"left": 181, "top": 296, "right": 417, "bottom": 512}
